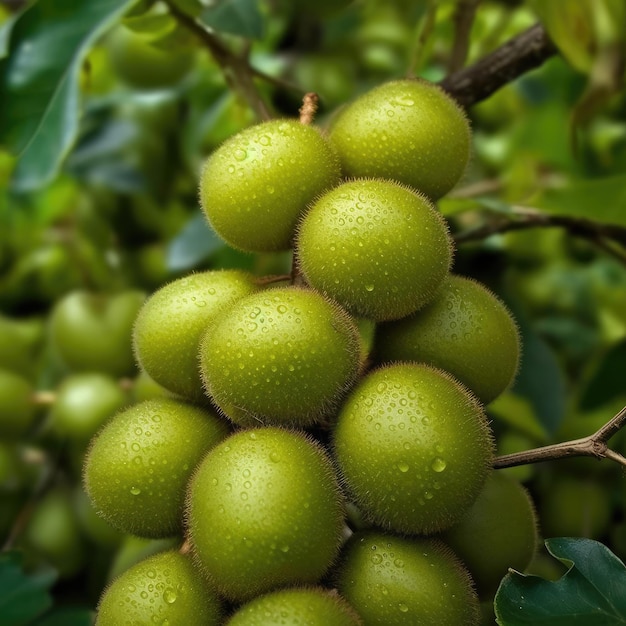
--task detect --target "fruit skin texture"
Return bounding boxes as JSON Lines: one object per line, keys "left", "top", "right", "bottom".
{"left": 84, "top": 398, "right": 229, "bottom": 538}
{"left": 50, "top": 290, "right": 145, "bottom": 378}
{"left": 443, "top": 472, "right": 538, "bottom": 598}
{"left": 96, "top": 550, "right": 221, "bottom": 626}
{"left": 199, "top": 286, "right": 362, "bottom": 427}
{"left": 333, "top": 363, "right": 494, "bottom": 535}
{"left": 199, "top": 119, "right": 341, "bottom": 252}
{"left": 187, "top": 427, "right": 345, "bottom": 602}
{"left": 133, "top": 270, "right": 258, "bottom": 401}
{"left": 225, "top": 587, "right": 362, "bottom": 626}
{"left": 335, "top": 531, "right": 480, "bottom": 626}
{"left": 329, "top": 79, "right": 471, "bottom": 200}
{"left": 374, "top": 275, "right": 520, "bottom": 403}
{"left": 297, "top": 179, "right": 453, "bottom": 321}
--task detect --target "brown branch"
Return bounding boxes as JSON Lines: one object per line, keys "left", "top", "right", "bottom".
{"left": 494, "top": 405, "right": 626, "bottom": 469}
{"left": 453, "top": 205, "right": 626, "bottom": 264}
{"left": 447, "top": 0, "right": 480, "bottom": 75}
{"left": 164, "top": 0, "right": 272, "bottom": 121}
{"left": 440, "top": 23, "right": 558, "bottom": 108}
{"left": 299, "top": 93, "right": 319, "bottom": 125}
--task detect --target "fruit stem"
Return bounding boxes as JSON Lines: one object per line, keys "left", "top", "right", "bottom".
{"left": 494, "top": 405, "right": 626, "bottom": 469}
{"left": 299, "top": 93, "right": 319, "bottom": 125}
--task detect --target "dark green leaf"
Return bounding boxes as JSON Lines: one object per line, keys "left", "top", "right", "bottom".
{"left": 32, "top": 607, "right": 94, "bottom": 626}
{"left": 201, "top": 0, "right": 264, "bottom": 39}
{"left": 536, "top": 175, "right": 626, "bottom": 228}
{"left": 166, "top": 211, "right": 225, "bottom": 271}
{"left": 0, "top": 551, "right": 56, "bottom": 626}
{"left": 512, "top": 317, "right": 567, "bottom": 436}
{"left": 495, "top": 537, "right": 626, "bottom": 625}
{"left": 0, "top": 0, "right": 136, "bottom": 192}
{"left": 580, "top": 339, "right": 626, "bottom": 411}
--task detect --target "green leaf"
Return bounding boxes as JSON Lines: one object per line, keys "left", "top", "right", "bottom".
{"left": 166, "top": 211, "right": 225, "bottom": 271}
{"left": 0, "top": 551, "right": 57, "bottom": 626}
{"left": 580, "top": 339, "right": 626, "bottom": 411}
{"left": 495, "top": 537, "right": 626, "bottom": 625}
{"left": 536, "top": 175, "right": 626, "bottom": 228}
{"left": 201, "top": 0, "right": 264, "bottom": 39}
{"left": 32, "top": 608, "right": 94, "bottom": 626}
{"left": 0, "top": 0, "right": 136, "bottom": 192}
{"left": 488, "top": 392, "right": 548, "bottom": 441}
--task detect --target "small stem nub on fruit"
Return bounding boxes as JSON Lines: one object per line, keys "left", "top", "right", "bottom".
{"left": 299, "top": 93, "right": 319, "bottom": 125}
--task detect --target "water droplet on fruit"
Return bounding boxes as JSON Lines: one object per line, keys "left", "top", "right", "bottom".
{"left": 371, "top": 553, "right": 383, "bottom": 564}
{"left": 234, "top": 148, "right": 247, "bottom": 161}
{"left": 365, "top": 284, "right": 374, "bottom": 292}
{"left": 397, "top": 462, "right": 409, "bottom": 473}
{"left": 399, "top": 603, "right": 409, "bottom": 613}
{"left": 164, "top": 589, "right": 177, "bottom": 604}
{"left": 270, "top": 452, "right": 280, "bottom": 463}
{"left": 280, "top": 544, "right": 290, "bottom": 553}
{"left": 431, "top": 457, "right": 447, "bottom": 472}
{"left": 130, "top": 486, "right": 141, "bottom": 495}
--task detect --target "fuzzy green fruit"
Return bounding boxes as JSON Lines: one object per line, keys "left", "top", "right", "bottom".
{"left": 49, "top": 373, "right": 128, "bottom": 443}
{"left": 226, "top": 587, "right": 362, "bottom": 626}
{"left": 187, "top": 427, "right": 345, "bottom": 602}
{"left": 329, "top": 79, "right": 470, "bottom": 200}
{"left": 374, "top": 275, "right": 520, "bottom": 403}
{"left": 336, "top": 531, "right": 480, "bottom": 625}
{"left": 199, "top": 286, "right": 362, "bottom": 427}
{"left": 133, "top": 270, "right": 258, "bottom": 400}
{"left": 50, "top": 290, "right": 145, "bottom": 378}
{"left": 443, "top": 472, "right": 538, "bottom": 598}
{"left": 199, "top": 119, "right": 341, "bottom": 252}
{"left": 333, "top": 363, "right": 494, "bottom": 535}
{"left": 0, "top": 369, "right": 36, "bottom": 439}
{"left": 96, "top": 551, "right": 221, "bottom": 625}
{"left": 297, "top": 179, "right": 453, "bottom": 321}
{"left": 84, "top": 398, "right": 229, "bottom": 538}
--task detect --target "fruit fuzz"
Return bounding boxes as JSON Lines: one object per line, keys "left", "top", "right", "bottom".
{"left": 88, "top": 78, "right": 529, "bottom": 624}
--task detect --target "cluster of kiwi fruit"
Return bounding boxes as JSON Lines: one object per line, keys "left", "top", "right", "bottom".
{"left": 85, "top": 79, "right": 537, "bottom": 625}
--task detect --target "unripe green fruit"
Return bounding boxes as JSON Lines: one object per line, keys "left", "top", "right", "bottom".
{"left": 133, "top": 270, "right": 258, "bottom": 400}
{"left": 96, "top": 550, "right": 221, "bottom": 626}
{"left": 226, "top": 587, "right": 362, "bottom": 626}
{"left": 296, "top": 179, "right": 453, "bottom": 321}
{"left": 73, "top": 487, "right": 124, "bottom": 549}
{"left": 187, "top": 427, "right": 345, "bottom": 601}
{"left": 50, "top": 290, "right": 145, "bottom": 378}
{"left": 333, "top": 363, "right": 494, "bottom": 535}
{"left": 49, "top": 373, "right": 129, "bottom": 443}
{"left": 200, "top": 286, "right": 362, "bottom": 427}
{"left": 443, "top": 472, "right": 538, "bottom": 598}
{"left": 108, "top": 25, "right": 196, "bottom": 90}
{"left": 199, "top": 119, "right": 341, "bottom": 252}
{"left": 329, "top": 79, "right": 471, "bottom": 200}
{"left": 0, "top": 315, "right": 42, "bottom": 378}
{"left": 84, "top": 398, "right": 229, "bottom": 538}
{"left": 336, "top": 531, "right": 480, "bottom": 625}
{"left": 0, "top": 369, "right": 36, "bottom": 439}
{"left": 374, "top": 275, "right": 520, "bottom": 403}
{"left": 132, "top": 369, "right": 173, "bottom": 403}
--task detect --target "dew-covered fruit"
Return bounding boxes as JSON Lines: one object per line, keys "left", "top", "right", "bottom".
{"left": 199, "top": 119, "right": 341, "bottom": 252}
{"left": 335, "top": 531, "right": 480, "bottom": 625}
{"left": 226, "top": 587, "right": 362, "bottom": 626}
{"left": 49, "top": 373, "right": 128, "bottom": 443}
{"left": 84, "top": 398, "right": 229, "bottom": 538}
{"left": 333, "top": 363, "right": 494, "bottom": 535}
{"left": 328, "top": 79, "right": 470, "bottom": 200}
{"left": 443, "top": 472, "right": 538, "bottom": 597}
{"left": 186, "top": 427, "right": 345, "bottom": 601}
{"left": 296, "top": 179, "right": 453, "bottom": 321}
{"left": 96, "top": 550, "right": 221, "bottom": 626}
{"left": 374, "top": 275, "right": 520, "bottom": 403}
{"left": 50, "top": 290, "right": 145, "bottom": 378}
{"left": 0, "top": 369, "right": 36, "bottom": 439}
{"left": 199, "top": 286, "right": 362, "bottom": 427}
{"left": 133, "top": 270, "right": 258, "bottom": 400}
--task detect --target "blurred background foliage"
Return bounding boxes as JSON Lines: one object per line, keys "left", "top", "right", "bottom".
{"left": 0, "top": 0, "right": 625, "bottom": 623}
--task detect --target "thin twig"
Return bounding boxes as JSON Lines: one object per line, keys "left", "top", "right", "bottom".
{"left": 164, "top": 0, "right": 272, "bottom": 121}
{"left": 494, "top": 405, "right": 626, "bottom": 469}
{"left": 453, "top": 205, "right": 626, "bottom": 264}
{"left": 299, "top": 93, "right": 319, "bottom": 125}
{"left": 408, "top": 0, "right": 439, "bottom": 77}
{"left": 447, "top": 0, "right": 480, "bottom": 75}
{"left": 441, "top": 23, "right": 558, "bottom": 108}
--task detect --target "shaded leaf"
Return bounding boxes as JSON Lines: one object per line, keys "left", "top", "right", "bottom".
{"left": 488, "top": 392, "right": 548, "bottom": 441}
{"left": 580, "top": 339, "right": 626, "bottom": 411}
{"left": 201, "top": 0, "right": 264, "bottom": 39}
{"left": 536, "top": 175, "right": 626, "bottom": 228}
{"left": 166, "top": 211, "right": 225, "bottom": 271}
{"left": 495, "top": 537, "right": 626, "bottom": 625}
{"left": 0, "top": 551, "right": 56, "bottom": 626}
{"left": 32, "top": 608, "right": 94, "bottom": 626}
{"left": 0, "top": 0, "right": 136, "bottom": 192}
